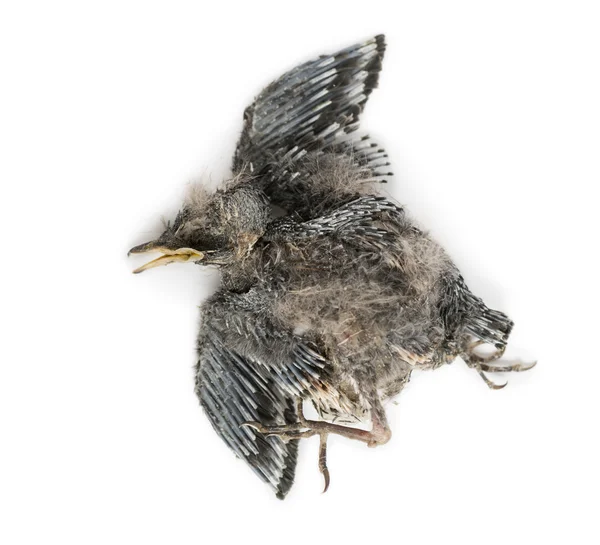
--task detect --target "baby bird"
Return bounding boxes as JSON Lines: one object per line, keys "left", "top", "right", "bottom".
{"left": 129, "top": 35, "right": 534, "bottom": 499}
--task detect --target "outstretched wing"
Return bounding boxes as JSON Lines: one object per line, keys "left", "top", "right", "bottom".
{"left": 233, "top": 35, "right": 390, "bottom": 181}
{"left": 195, "top": 323, "right": 327, "bottom": 499}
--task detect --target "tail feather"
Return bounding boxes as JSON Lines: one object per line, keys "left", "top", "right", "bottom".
{"left": 439, "top": 272, "right": 514, "bottom": 351}
{"left": 462, "top": 290, "right": 514, "bottom": 349}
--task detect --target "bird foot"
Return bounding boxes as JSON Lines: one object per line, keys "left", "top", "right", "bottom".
{"left": 462, "top": 343, "right": 537, "bottom": 390}
{"left": 241, "top": 421, "right": 332, "bottom": 492}
{"left": 240, "top": 421, "right": 316, "bottom": 441}
{"left": 241, "top": 419, "right": 389, "bottom": 447}
{"left": 241, "top": 410, "right": 391, "bottom": 493}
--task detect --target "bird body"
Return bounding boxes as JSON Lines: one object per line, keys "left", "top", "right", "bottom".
{"left": 130, "top": 35, "right": 534, "bottom": 498}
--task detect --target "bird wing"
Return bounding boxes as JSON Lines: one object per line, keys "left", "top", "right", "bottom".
{"left": 195, "top": 323, "right": 327, "bottom": 499}
{"left": 232, "top": 35, "right": 390, "bottom": 182}
{"left": 266, "top": 195, "right": 408, "bottom": 250}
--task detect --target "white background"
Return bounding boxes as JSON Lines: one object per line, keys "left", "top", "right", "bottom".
{"left": 1, "top": 1, "right": 599, "bottom": 544}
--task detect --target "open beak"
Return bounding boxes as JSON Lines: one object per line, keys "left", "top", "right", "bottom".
{"left": 128, "top": 242, "right": 204, "bottom": 274}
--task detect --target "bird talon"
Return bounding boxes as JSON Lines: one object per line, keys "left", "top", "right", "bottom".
{"left": 321, "top": 467, "right": 331, "bottom": 494}
{"left": 488, "top": 379, "right": 508, "bottom": 390}
{"left": 463, "top": 346, "right": 535, "bottom": 390}
{"left": 479, "top": 359, "right": 538, "bottom": 374}
{"left": 512, "top": 360, "right": 537, "bottom": 372}
{"left": 319, "top": 433, "right": 330, "bottom": 493}
{"left": 240, "top": 421, "right": 264, "bottom": 432}
{"left": 477, "top": 369, "right": 508, "bottom": 390}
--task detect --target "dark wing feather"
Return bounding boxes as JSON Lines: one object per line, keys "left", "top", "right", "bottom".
{"left": 233, "top": 35, "right": 389, "bottom": 181}
{"left": 265, "top": 195, "right": 408, "bottom": 248}
{"left": 195, "top": 328, "right": 326, "bottom": 499}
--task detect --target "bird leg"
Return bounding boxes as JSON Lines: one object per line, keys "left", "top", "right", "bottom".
{"left": 462, "top": 341, "right": 536, "bottom": 389}
{"left": 297, "top": 400, "right": 330, "bottom": 493}
{"left": 241, "top": 398, "right": 391, "bottom": 492}
{"left": 242, "top": 400, "right": 390, "bottom": 447}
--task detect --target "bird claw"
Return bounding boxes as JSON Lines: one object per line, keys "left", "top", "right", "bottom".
{"left": 321, "top": 466, "right": 331, "bottom": 494}
{"left": 462, "top": 341, "right": 536, "bottom": 390}
{"left": 480, "top": 360, "right": 537, "bottom": 373}
{"left": 319, "top": 433, "right": 330, "bottom": 494}
{"left": 240, "top": 420, "right": 262, "bottom": 431}
{"left": 478, "top": 369, "right": 508, "bottom": 390}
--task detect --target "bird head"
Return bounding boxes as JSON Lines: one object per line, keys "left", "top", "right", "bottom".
{"left": 129, "top": 182, "right": 269, "bottom": 273}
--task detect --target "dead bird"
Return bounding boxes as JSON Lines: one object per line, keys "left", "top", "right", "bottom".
{"left": 129, "top": 35, "right": 535, "bottom": 499}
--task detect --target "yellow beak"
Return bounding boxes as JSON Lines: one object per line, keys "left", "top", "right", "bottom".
{"left": 130, "top": 247, "right": 204, "bottom": 274}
